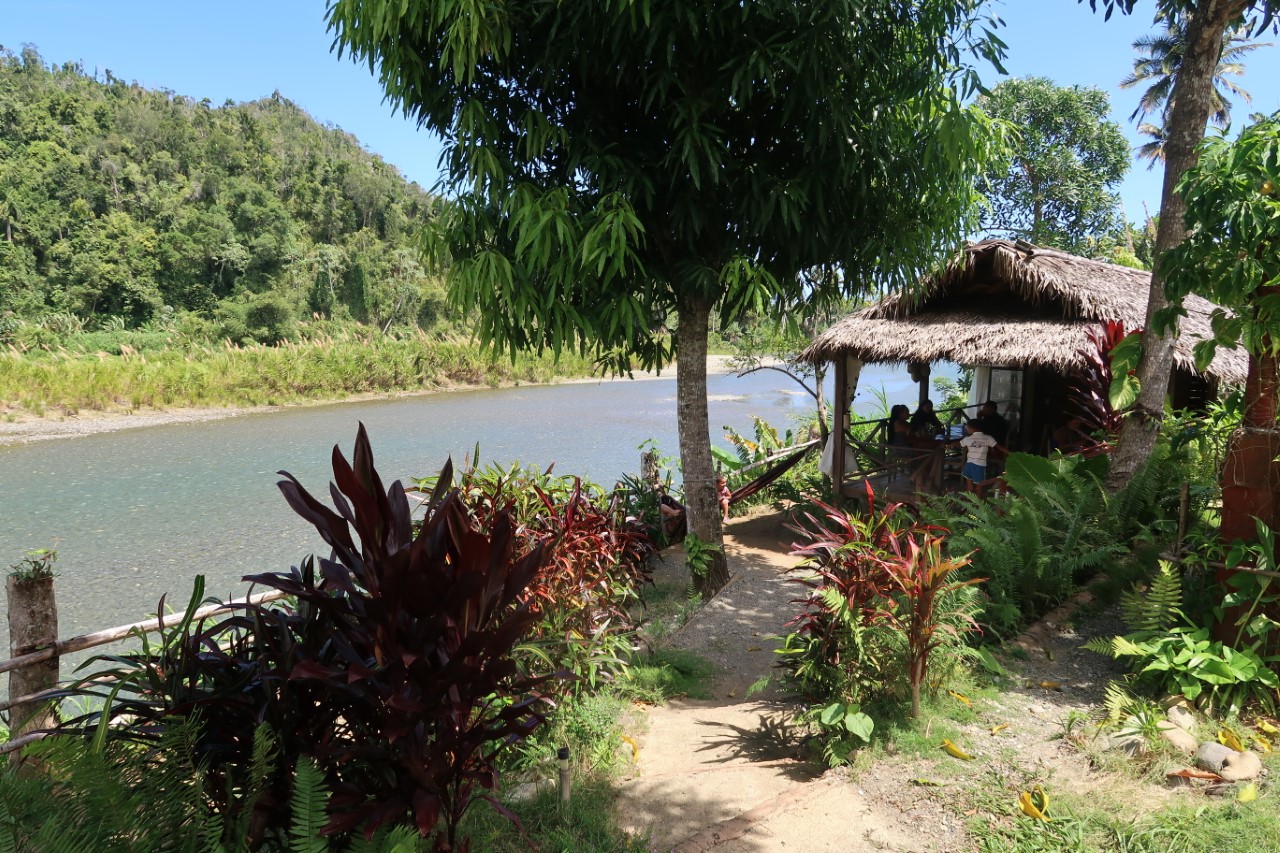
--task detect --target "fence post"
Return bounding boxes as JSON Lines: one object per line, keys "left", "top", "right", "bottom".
{"left": 6, "top": 568, "right": 59, "bottom": 759}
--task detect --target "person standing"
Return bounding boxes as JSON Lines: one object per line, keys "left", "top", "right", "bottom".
{"left": 953, "top": 419, "right": 1008, "bottom": 497}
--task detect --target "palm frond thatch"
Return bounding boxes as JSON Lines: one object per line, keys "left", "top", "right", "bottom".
{"left": 800, "top": 238, "right": 1247, "bottom": 386}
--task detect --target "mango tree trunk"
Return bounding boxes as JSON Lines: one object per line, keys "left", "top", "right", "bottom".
{"left": 676, "top": 293, "right": 729, "bottom": 597}
{"left": 1106, "top": 1, "right": 1246, "bottom": 492}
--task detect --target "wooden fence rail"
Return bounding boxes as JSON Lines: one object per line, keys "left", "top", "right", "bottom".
{"left": 2, "top": 580, "right": 290, "bottom": 758}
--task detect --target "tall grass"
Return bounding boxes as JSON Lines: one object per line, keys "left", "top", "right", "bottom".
{"left": 0, "top": 331, "right": 600, "bottom": 415}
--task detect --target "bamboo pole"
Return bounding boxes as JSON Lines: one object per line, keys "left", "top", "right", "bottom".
{"left": 0, "top": 589, "right": 290, "bottom": 676}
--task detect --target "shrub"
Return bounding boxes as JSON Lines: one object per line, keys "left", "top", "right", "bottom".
{"left": 413, "top": 460, "right": 655, "bottom": 694}
{"left": 63, "top": 425, "right": 560, "bottom": 848}
{"left": 778, "top": 486, "right": 982, "bottom": 720}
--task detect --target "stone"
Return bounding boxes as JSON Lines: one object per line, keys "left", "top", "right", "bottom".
{"left": 1108, "top": 732, "right": 1145, "bottom": 758}
{"left": 1165, "top": 704, "right": 1197, "bottom": 735}
{"left": 1220, "top": 750, "right": 1263, "bottom": 782}
{"left": 1157, "top": 721, "right": 1198, "bottom": 755}
{"left": 1195, "top": 742, "right": 1263, "bottom": 781}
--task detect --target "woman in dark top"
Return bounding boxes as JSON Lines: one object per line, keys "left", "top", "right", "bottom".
{"left": 888, "top": 404, "right": 912, "bottom": 447}
{"left": 909, "top": 399, "right": 945, "bottom": 438}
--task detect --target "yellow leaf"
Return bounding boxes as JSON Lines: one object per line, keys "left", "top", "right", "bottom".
{"left": 1252, "top": 734, "right": 1272, "bottom": 754}
{"left": 1037, "top": 681, "right": 1063, "bottom": 692}
{"left": 910, "top": 778, "right": 941, "bottom": 786}
{"left": 1238, "top": 782, "right": 1258, "bottom": 803}
{"left": 941, "top": 739, "right": 974, "bottom": 760}
{"left": 1219, "top": 728, "right": 1245, "bottom": 752}
{"left": 990, "top": 724, "right": 1010, "bottom": 736}
{"left": 1018, "top": 791, "right": 1050, "bottom": 822}
{"left": 620, "top": 735, "right": 640, "bottom": 762}
{"left": 1258, "top": 719, "right": 1280, "bottom": 736}
{"left": 1033, "top": 784, "right": 1050, "bottom": 814}
{"left": 948, "top": 690, "right": 972, "bottom": 707}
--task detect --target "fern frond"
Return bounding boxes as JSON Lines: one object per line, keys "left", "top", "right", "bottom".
{"left": 1082, "top": 636, "right": 1117, "bottom": 656}
{"left": 1120, "top": 561, "right": 1184, "bottom": 632}
{"left": 289, "top": 758, "right": 329, "bottom": 853}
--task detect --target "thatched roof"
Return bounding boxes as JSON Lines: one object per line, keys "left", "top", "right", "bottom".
{"left": 801, "top": 238, "right": 1247, "bottom": 385}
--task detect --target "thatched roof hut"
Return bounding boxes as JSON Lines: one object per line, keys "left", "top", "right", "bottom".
{"left": 801, "top": 238, "right": 1247, "bottom": 386}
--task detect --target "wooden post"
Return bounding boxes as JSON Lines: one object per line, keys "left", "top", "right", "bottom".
{"left": 6, "top": 571, "right": 58, "bottom": 756}
{"left": 832, "top": 356, "right": 848, "bottom": 495}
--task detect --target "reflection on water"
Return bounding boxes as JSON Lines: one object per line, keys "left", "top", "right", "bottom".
{"left": 0, "top": 364, "right": 941, "bottom": 653}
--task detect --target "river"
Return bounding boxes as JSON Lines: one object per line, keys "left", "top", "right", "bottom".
{"left": 0, "top": 363, "right": 940, "bottom": 660}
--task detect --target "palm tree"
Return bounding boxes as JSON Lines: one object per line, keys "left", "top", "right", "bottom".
{"left": 1121, "top": 13, "right": 1268, "bottom": 159}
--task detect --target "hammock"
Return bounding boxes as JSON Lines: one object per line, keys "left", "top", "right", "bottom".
{"left": 659, "top": 440, "right": 820, "bottom": 539}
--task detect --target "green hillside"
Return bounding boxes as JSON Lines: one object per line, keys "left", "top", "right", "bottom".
{"left": 0, "top": 45, "right": 442, "bottom": 342}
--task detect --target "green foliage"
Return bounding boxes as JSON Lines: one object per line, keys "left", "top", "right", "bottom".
{"left": 0, "top": 328, "right": 598, "bottom": 415}
{"left": 977, "top": 76, "right": 1129, "bottom": 252}
{"left": 1161, "top": 111, "right": 1280, "bottom": 363}
{"left": 682, "top": 532, "right": 722, "bottom": 582}
{"left": 779, "top": 490, "right": 984, "bottom": 753}
{"left": 926, "top": 453, "right": 1125, "bottom": 639}
{"left": 0, "top": 49, "right": 440, "bottom": 332}
{"left": 7, "top": 547, "right": 55, "bottom": 581}
{"left": 1087, "top": 556, "right": 1280, "bottom": 714}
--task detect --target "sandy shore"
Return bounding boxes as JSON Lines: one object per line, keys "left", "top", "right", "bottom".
{"left": 0, "top": 355, "right": 758, "bottom": 446}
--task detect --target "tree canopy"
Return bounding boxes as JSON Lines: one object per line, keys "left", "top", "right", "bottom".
{"left": 977, "top": 77, "right": 1130, "bottom": 252}
{"left": 329, "top": 0, "right": 1007, "bottom": 593}
{"left": 0, "top": 46, "right": 441, "bottom": 338}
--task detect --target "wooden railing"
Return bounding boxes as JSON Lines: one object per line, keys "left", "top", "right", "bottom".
{"left": 1, "top": 580, "right": 289, "bottom": 756}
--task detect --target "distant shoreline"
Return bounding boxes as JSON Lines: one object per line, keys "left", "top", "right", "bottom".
{"left": 0, "top": 355, "right": 757, "bottom": 446}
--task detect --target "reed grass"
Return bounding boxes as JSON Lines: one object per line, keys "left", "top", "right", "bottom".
{"left": 0, "top": 333, "right": 600, "bottom": 415}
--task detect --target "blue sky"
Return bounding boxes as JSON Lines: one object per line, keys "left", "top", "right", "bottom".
{"left": 3, "top": 0, "right": 1278, "bottom": 221}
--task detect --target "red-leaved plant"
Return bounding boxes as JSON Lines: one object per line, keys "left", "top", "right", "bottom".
{"left": 779, "top": 483, "right": 981, "bottom": 718}
{"left": 875, "top": 533, "right": 981, "bottom": 717}
{"left": 62, "top": 425, "right": 562, "bottom": 851}
{"left": 1066, "top": 320, "right": 1141, "bottom": 453}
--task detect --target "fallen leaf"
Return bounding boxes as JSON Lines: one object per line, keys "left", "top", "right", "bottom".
{"left": 1256, "top": 719, "right": 1279, "bottom": 736}
{"left": 1166, "top": 768, "right": 1225, "bottom": 782}
{"left": 620, "top": 735, "right": 640, "bottom": 762}
{"left": 941, "top": 739, "right": 974, "bottom": 760}
{"left": 1037, "top": 681, "right": 1063, "bottom": 692}
{"left": 990, "top": 724, "right": 1010, "bottom": 736}
{"left": 746, "top": 646, "right": 762, "bottom": 652}
{"left": 1251, "top": 734, "right": 1272, "bottom": 754}
{"left": 1018, "top": 788, "right": 1050, "bottom": 822}
{"left": 1043, "top": 647, "right": 1055, "bottom": 661}
{"left": 948, "top": 690, "right": 972, "bottom": 707}
{"left": 1238, "top": 782, "right": 1259, "bottom": 803}
{"left": 725, "top": 690, "right": 737, "bottom": 699}
{"left": 910, "top": 778, "right": 941, "bottom": 786}
{"left": 1218, "top": 728, "right": 1245, "bottom": 752}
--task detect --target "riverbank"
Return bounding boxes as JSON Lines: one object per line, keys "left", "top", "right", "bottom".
{"left": 0, "top": 355, "right": 753, "bottom": 446}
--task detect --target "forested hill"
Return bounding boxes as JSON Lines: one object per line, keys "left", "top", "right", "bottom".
{"left": 0, "top": 46, "right": 441, "bottom": 337}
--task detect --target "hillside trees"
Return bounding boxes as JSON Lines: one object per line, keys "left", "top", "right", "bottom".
{"left": 0, "top": 47, "right": 440, "bottom": 338}
{"left": 328, "top": 0, "right": 1006, "bottom": 596}
{"left": 977, "top": 77, "right": 1130, "bottom": 252}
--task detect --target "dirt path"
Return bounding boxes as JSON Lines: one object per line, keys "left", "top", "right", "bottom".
{"left": 618, "top": 509, "right": 934, "bottom": 852}
{"left": 618, "top": 508, "right": 1165, "bottom": 852}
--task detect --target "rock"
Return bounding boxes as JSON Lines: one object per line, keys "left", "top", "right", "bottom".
{"left": 1108, "top": 732, "right": 1145, "bottom": 758}
{"left": 1195, "top": 742, "right": 1263, "bottom": 781}
{"left": 1220, "top": 751, "right": 1263, "bottom": 782}
{"left": 1166, "top": 704, "right": 1197, "bottom": 734}
{"left": 1196, "top": 741, "right": 1234, "bottom": 773}
{"left": 1158, "top": 721, "right": 1198, "bottom": 754}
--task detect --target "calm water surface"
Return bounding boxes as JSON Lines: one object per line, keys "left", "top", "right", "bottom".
{"left": 0, "top": 365, "right": 930, "bottom": 657}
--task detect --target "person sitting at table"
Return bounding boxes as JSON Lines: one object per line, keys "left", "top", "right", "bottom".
{"left": 909, "top": 399, "right": 945, "bottom": 438}
{"left": 978, "top": 400, "right": 1010, "bottom": 446}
